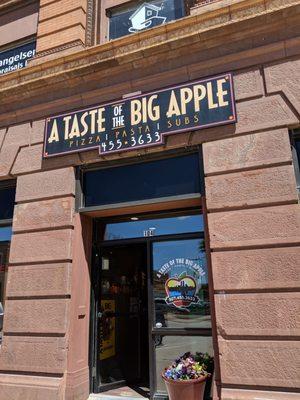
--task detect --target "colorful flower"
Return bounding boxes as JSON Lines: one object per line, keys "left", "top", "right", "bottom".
{"left": 164, "top": 352, "right": 213, "bottom": 381}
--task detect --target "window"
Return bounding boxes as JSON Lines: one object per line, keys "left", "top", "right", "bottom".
{"left": 0, "top": 1, "right": 38, "bottom": 75}
{"left": 108, "top": 0, "right": 185, "bottom": 40}
{"left": 291, "top": 129, "right": 300, "bottom": 196}
{"left": 82, "top": 153, "right": 202, "bottom": 208}
{"left": 0, "top": 182, "right": 16, "bottom": 343}
{"left": 103, "top": 214, "right": 204, "bottom": 240}
{"left": 98, "top": 0, "right": 186, "bottom": 43}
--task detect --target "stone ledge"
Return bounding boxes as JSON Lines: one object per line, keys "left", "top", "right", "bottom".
{"left": 0, "top": 373, "right": 63, "bottom": 400}
{"left": 0, "top": 0, "right": 298, "bottom": 99}
{"left": 221, "top": 388, "right": 300, "bottom": 400}
{"left": 218, "top": 339, "right": 300, "bottom": 387}
{"left": 212, "top": 247, "right": 300, "bottom": 291}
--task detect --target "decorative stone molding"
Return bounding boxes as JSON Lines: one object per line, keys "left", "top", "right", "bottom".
{"left": 0, "top": 0, "right": 299, "bottom": 99}
{"left": 85, "top": 0, "right": 95, "bottom": 47}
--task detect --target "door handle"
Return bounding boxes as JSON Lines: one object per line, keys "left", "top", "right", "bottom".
{"left": 97, "top": 312, "right": 103, "bottom": 318}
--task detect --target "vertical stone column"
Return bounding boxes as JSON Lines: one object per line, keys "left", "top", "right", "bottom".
{"left": 65, "top": 214, "right": 92, "bottom": 400}
{"left": 203, "top": 128, "right": 300, "bottom": 399}
{"left": 0, "top": 166, "right": 91, "bottom": 400}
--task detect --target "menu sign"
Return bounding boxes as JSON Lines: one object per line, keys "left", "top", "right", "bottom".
{"left": 44, "top": 73, "right": 236, "bottom": 157}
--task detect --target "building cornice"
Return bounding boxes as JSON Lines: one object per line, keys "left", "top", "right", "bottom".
{"left": 0, "top": 0, "right": 299, "bottom": 119}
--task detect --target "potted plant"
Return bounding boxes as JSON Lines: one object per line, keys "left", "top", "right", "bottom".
{"left": 162, "top": 352, "right": 214, "bottom": 400}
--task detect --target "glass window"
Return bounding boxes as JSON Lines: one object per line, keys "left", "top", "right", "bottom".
{"left": 0, "top": 226, "right": 12, "bottom": 242}
{"left": 154, "top": 335, "right": 214, "bottom": 394}
{"left": 295, "top": 137, "right": 300, "bottom": 160}
{"left": 0, "top": 182, "right": 15, "bottom": 344}
{"left": 152, "top": 238, "right": 210, "bottom": 329}
{"left": 108, "top": 0, "right": 185, "bottom": 40}
{"left": 0, "top": 186, "right": 16, "bottom": 220}
{"left": 104, "top": 214, "right": 204, "bottom": 240}
{"left": 83, "top": 154, "right": 201, "bottom": 208}
{"left": 291, "top": 133, "right": 300, "bottom": 195}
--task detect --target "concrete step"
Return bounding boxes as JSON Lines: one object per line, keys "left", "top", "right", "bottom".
{"left": 89, "top": 395, "right": 145, "bottom": 400}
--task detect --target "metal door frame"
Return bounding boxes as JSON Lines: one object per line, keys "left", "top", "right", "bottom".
{"left": 89, "top": 214, "right": 211, "bottom": 398}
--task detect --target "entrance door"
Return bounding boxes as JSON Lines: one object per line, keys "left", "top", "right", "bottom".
{"left": 91, "top": 212, "right": 213, "bottom": 399}
{"left": 93, "top": 243, "right": 149, "bottom": 396}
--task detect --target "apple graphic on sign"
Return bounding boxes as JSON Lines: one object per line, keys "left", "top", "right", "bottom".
{"left": 165, "top": 275, "right": 198, "bottom": 309}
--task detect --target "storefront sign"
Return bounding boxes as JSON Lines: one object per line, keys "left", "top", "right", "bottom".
{"left": 99, "top": 300, "right": 116, "bottom": 360}
{"left": 0, "top": 42, "right": 36, "bottom": 76}
{"left": 44, "top": 73, "right": 236, "bottom": 157}
{"left": 157, "top": 258, "right": 206, "bottom": 310}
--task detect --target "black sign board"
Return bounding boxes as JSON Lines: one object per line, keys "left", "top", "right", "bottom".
{"left": 44, "top": 73, "right": 236, "bottom": 158}
{"left": 0, "top": 42, "right": 36, "bottom": 76}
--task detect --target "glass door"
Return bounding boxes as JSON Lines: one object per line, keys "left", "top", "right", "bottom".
{"left": 150, "top": 236, "right": 213, "bottom": 399}
{"left": 91, "top": 211, "right": 214, "bottom": 399}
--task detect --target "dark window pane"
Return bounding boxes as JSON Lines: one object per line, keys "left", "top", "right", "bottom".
{"left": 153, "top": 239, "right": 211, "bottom": 329}
{"left": 0, "top": 240, "right": 11, "bottom": 342}
{"left": 0, "top": 186, "right": 16, "bottom": 220}
{"left": 104, "top": 214, "right": 204, "bottom": 240}
{"left": 295, "top": 138, "right": 300, "bottom": 165}
{"left": 84, "top": 154, "right": 201, "bottom": 207}
{"left": 109, "top": 0, "right": 185, "bottom": 40}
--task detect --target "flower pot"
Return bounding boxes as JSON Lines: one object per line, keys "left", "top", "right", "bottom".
{"left": 162, "top": 373, "right": 208, "bottom": 400}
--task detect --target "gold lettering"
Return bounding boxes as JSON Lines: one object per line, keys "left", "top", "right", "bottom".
{"left": 184, "top": 116, "right": 190, "bottom": 125}
{"left": 194, "top": 114, "right": 199, "bottom": 123}
{"left": 148, "top": 95, "right": 160, "bottom": 121}
{"left": 142, "top": 97, "right": 147, "bottom": 123}
{"left": 48, "top": 119, "right": 59, "bottom": 143}
{"left": 217, "top": 78, "right": 229, "bottom": 107}
{"left": 80, "top": 112, "right": 89, "bottom": 136}
{"left": 131, "top": 100, "right": 142, "bottom": 125}
{"left": 69, "top": 115, "right": 81, "bottom": 139}
{"left": 97, "top": 107, "right": 105, "bottom": 133}
{"left": 167, "top": 120, "right": 172, "bottom": 128}
{"left": 207, "top": 82, "right": 218, "bottom": 109}
{"left": 180, "top": 88, "right": 193, "bottom": 115}
{"left": 63, "top": 115, "right": 72, "bottom": 140}
{"left": 89, "top": 109, "right": 98, "bottom": 134}
{"left": 193, "top": 85, "right": 206, "bottom": 112}
{"left": 175, "top": 118, "right": 182, "bottom": 127}
{"left": 166, "top": 91, "right": 181, "bottom": 118}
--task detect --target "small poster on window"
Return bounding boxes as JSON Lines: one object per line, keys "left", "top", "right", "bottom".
{"left": 157, "top": 258, "right": 206, "bottom": 310}
{"left": 99, "top": 300, "right": 116, "bottom": 360}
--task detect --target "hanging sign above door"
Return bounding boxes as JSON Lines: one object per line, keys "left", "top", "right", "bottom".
{"left": 43, "top": 73, "right": 236, "bottom": 157}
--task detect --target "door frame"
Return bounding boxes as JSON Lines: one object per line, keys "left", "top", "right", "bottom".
{"left": 90, "top": 212, "right": 212, "bottom": 398}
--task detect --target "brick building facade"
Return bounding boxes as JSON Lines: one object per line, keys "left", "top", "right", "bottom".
{"left": 0, "top": 1, "right": 299, "bottom": 400}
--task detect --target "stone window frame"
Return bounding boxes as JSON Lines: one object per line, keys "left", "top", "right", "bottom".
{"left": 91, "top": 0, "right": 195, "bottom": 45}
